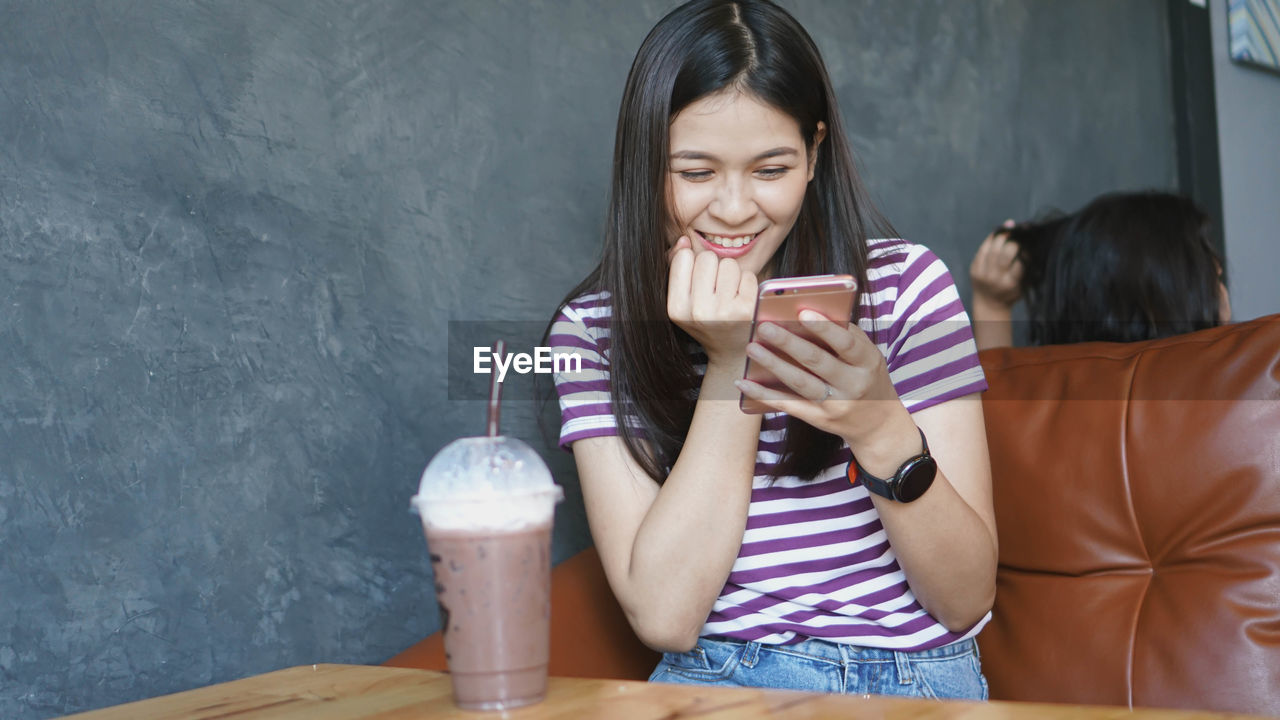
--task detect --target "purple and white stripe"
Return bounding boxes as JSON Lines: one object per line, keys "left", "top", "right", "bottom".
{"left": 550, "top": 240, "right": 989, "bottom": 650}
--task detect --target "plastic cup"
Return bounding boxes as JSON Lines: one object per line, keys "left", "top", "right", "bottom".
{"left": 411, "top": 436, "right": 563, "bottom": 711}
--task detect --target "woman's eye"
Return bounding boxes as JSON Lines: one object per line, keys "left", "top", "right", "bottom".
{"left": 678, "top": 170, "right": 713, "bottom": 181}
{"left": 756, "top": 167, "right": 789, "bottom": 179}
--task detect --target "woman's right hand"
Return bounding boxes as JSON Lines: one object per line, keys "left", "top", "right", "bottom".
{"left": 667, "top": 236, "right": 758, "bottom": 370}
{"left": 568, "top": 235, "right": 766, "bottom": 651}
{"left": 969, "top": 222, "right": 1024, "bottom": 308}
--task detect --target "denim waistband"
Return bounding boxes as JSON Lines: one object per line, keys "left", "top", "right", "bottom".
{"left": 703, "top": 635, "right": 978, "bottom": 667}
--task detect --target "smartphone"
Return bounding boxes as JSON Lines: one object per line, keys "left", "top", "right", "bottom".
{"left": 740, "top": 274, "right": 857, "bottom": 414}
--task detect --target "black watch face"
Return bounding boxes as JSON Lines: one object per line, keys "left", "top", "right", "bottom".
{"left": 895, "top": 457, "right": 937, "bottom": 502}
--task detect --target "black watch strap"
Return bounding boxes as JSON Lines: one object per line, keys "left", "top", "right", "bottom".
{"left": 848, "top": 428, "right": 936, "bottom": 503}
{"left": 855, "top": 464, "right": 897, "bottom": 500}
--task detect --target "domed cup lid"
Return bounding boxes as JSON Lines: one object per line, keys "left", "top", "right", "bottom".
{"left": 410, "top": 436, "right": 562, "bottom": 531}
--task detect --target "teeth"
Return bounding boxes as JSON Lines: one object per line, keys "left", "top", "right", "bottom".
{"left": 704, "top": 233, "right": 755, "bottom": 248}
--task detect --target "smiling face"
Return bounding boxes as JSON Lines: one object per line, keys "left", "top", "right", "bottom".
{"left": 666, "top": 90, "right": 824, "bottom": 277}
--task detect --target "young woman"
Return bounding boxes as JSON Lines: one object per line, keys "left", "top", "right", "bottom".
{"left": 548, "top": 0, "right": 995, "bottom": 699}
{"left": 970, "top": 191, "right": 1231, "bottom": 351}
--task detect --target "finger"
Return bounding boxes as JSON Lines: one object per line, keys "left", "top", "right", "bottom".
{"left": 996, "top": 236, "right": 1020, "bottom": 267}
{"left": 973, "top": 233, "right": 999, "bottom": 274}
{"left": 735, "top": 271, "right": 759, "bottom": 326}
{"left": 735, "top": 378, "right": 831, "bottom": 423}
{"left": 991, "top": 231, "right": 1018, "bottom": 265}
{"left": 747, "top": 334, "right": 830, "bottom": 398}
{"left": 667, "top": 240, "right": 694, "bottom": 319}
{"left": 690, "top": 249, "right": 720, "bottom": 317}
{"left": 666, "top": 235, "right": 692, "bottom": 265}
{"left": 795, "top": 308, "right": 870, "bottom": 367}
{"left": 799, "top": 311, "right": 882, "bottom": 385}
{"left": 715, "top": 257, "right": 741, "bottom": 299}
{"left": 737, "top": 269, "right": 758, "bottom": 303}
{"left": 1003, "top": 256, "right": 1025, "bottom": 284}
{"left": 1002, "top": 218, "right": 1016, "bottom": 228}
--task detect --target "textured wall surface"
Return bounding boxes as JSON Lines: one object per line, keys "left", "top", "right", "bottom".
{"left": 0, "top": 1, "right": 1174, "bottom": 717}
{"left": 1209, "top": 0, "right": 1280, "bottom": 320}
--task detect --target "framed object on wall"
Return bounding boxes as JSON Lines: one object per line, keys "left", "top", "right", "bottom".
{"left": 1228, "top": 0, "right": 1280, "bottom": 73}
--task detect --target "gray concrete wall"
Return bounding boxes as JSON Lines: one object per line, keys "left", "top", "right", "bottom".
{"left": 1209, "top": 0, "right": 1280, "bottom": 321}
{"left": 0, "top": 2, "right": 1176, "bottom": 717}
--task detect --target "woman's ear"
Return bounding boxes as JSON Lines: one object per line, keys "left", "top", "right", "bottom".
{"left": 808, "top": 121, "right": 827, "bottom": 182}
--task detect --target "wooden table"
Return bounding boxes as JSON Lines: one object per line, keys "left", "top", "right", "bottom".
{"left": 57, "top": 664, "right": 1264, "bottom": 720}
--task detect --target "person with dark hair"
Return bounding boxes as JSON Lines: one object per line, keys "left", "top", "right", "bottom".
{"left": 970, "top": 191, "right": 1231, "bottom": 351}
{"left": 545, "top": 0, "right": 994, "bottom": 698}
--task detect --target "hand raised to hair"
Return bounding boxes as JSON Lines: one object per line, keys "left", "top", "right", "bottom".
{"left": 667, "top": 236, "right": 758, "bottom": 370}
{"left": 969, "top": 222, "right": 1024, "bottom": 307}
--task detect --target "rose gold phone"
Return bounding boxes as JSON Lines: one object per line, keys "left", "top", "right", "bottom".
{"left": 740, "top": 274, "right": 857, "bottom": 414}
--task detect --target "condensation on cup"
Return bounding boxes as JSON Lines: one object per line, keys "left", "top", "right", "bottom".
{"left": 410, "top": 435, "right": 564, "bottom": 711}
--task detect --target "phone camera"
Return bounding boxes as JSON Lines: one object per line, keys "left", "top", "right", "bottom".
{"left": 774, "top": 289, "right": 785, "bottom": 296}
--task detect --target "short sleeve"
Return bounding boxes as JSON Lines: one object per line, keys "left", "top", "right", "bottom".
{"left": 872, "top": 243, "right": 987, "bottom": 413}
{"left": 549, "top": 296, "right": 620, "bottom": 450}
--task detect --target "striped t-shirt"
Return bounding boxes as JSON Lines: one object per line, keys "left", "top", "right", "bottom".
{"left": 549, "top": 239, "right": 989, "bottom": 650}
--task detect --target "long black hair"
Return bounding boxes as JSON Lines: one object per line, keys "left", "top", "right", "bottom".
{"left": 1006, "top": 191, "right": 1224, "bottom": 345}
{"left": 549, "top": 0, "right": 895, "bottom": 482}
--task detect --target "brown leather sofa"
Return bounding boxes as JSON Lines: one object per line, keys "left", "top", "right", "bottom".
{"left": 388, "top": 314, "right": 1280, "bottom": 715}
{"left": 977, "top": 314, "right": 1280, "bottom": 715}
{"left": 385, "top": 544, "right": 659, "bottom": 681}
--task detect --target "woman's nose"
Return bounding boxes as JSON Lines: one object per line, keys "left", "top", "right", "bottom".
{"left": 710, "top": 179, "right": 756, "bottom": 226}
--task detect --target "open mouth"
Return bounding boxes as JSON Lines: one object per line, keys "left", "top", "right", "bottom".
{"left": 696, "top": 230, "right": 760, "bottom": 249}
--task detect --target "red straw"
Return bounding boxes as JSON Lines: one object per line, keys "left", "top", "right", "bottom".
{"left": 486, "top": 339, "right": 505, "bottom": 437}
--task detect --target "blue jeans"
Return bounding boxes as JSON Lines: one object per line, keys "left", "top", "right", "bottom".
{"left": 649, "top": 636, "right": 988, "bottom": 701}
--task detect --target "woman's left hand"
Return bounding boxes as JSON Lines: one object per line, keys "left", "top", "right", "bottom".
{"left": 735, "top": 309, "right": 913, "bottom": 451}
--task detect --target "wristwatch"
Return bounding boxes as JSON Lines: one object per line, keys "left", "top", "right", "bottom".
{"left": 848, "top": 427, "right": 937, "bottom": 502}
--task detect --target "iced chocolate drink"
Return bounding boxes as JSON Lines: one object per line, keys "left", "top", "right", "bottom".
{"left": 412, "top": 436, "right": 562, "bottom": 711}
{"left": 427, "top": 523, "right": 552, "bottom": 707}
